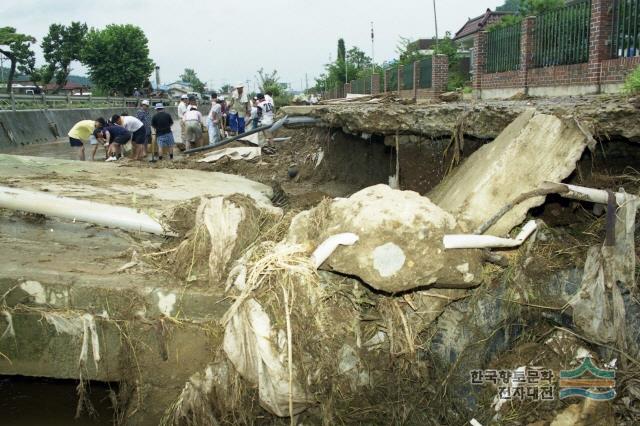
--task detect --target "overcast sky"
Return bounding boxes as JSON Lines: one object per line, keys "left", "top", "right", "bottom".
{"left": 1, "top": 0, "right": 503, "bottom": 91}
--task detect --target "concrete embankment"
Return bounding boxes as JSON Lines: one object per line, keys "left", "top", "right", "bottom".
{"left": 0, "top": 106, "right": 178, "bottom": 148}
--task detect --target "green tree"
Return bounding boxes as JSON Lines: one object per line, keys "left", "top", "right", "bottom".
{"left": 337, "top": 38, "right": 346, "bottom": 62}
{"left": 41, "top": 22, "right": 88, "bottom": 92}
{"left": 0, "top": 27, "right": 36, "bottom": 94}
{"left": 219, "top": 83, "right": 233, "bottom": 94}
{"left": 496, "top": 0, "right": 521, "bottom": 12}
{"left": 82, "top": 24, "right": 154, "bottom": 95}
{"left": 492, "top": 0, "right": 565, "bottom": 29}
{"left": 396, "top": 36, "right": 430, "bottom": 66}
{"left": 256, "top": 68, "right": 291, "bottom": 106}
{"left": 180, "top": 68, "right": 205, "bottom": 93}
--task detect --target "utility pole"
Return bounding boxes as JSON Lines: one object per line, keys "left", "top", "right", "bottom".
{"left": 305, "top": 73, "right": 309, "bottom": 92}
{"left": 433, "top": 0, "right": 439, "bottom": 51}
{"left": 0, "top": 53, "right": 4, "bottom": 82}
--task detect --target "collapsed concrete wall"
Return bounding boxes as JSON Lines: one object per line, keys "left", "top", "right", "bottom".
{"left": 0, "top": 106, "right": 178, "bottom": 149}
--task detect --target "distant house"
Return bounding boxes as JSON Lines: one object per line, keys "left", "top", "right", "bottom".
{"left": 165, "top": 81, "right": 193, "bottom": 99}
{"left": 453, "top": 8, "right": 513, "bottom": 50}
{"left": 409, "top": 39, "right": 444, "bottom": 55}
{"left": 43, "top": 82, "right": 91, "bottom": 95}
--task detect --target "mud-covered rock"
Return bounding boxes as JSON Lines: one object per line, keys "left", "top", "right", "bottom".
{"left": 287, "top": 184, "right": 483, "bottom": 292}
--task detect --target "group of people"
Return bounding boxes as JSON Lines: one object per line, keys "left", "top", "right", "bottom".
{"left": 67, "top": 101, "right": 176, "bottom": 162}
{"left": 176, "top": 82, "right": 276, "bottom": 149}
{"left": 67, "top": 82, "right": 276, "bottom": 163}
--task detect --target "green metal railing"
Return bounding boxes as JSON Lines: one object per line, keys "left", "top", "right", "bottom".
{"left": 418, "top": 57, "right": 433, "bottom": 88}
{"left": 402, "top": 64, "right": 414, "bottom": 90}
{"left": 486, "top": 23, "right": 521, "bottom": 73}
{"left": 387, "top": 66, "right": 398, "bottom": 91}
{"left": 351, "top": 78, "right": 365, "bottom": 94}
{"left": 533, "top": 0, "right": 591, "bottom": 68}
{"left": 611, "top": 0, "right": 640, "bottom": 58}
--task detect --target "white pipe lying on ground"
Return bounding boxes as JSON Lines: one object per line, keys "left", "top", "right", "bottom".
{"left": 444, "top": 220, "right": 537, "bottom": 249}
{"left": 542, "top": 181, "right": 633, "bottom": 205}
{"left": 310, "top": 233, "right": 359, "bottom": 269}
{"left": 0, "top": 185, "right": 171, "bottom": 236}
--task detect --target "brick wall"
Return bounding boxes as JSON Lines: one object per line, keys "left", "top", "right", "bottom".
{"left": 473, "top": 0, "right": 640, "bottom": 96}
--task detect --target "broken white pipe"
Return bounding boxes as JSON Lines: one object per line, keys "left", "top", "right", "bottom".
{"left": 0, "top": 185, "right": 172, "bottom": 236}
{"left": 310, "top": 233, "right": 359, "bottom": 269}
{"left": 542, "top": 181, "right": 634, "bottom": 205}
{"left": 444, "top": 220, "right": 538, "bottom": 249}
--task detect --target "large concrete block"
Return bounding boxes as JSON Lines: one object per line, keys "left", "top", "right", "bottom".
{"left": 429, "top": 111, "right": 588, "bottom": 235}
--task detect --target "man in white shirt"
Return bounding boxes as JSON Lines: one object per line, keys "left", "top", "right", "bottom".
{"left": 207, "top": 93, "right": 223, "bottom": 145}
{"left": 112, "top": 114, "right": 146, "bottom": 160}
{"left": 228, "top": 82, "right": 250, "bottom": 135}
{"left": 177, "top": 94, "right": 189, "bottom": 144}
{"left": 183, "top": 105, "right": 204, "bottom": 150}
{"left": 256, "top": 93, "right": 275, "bottom": 146}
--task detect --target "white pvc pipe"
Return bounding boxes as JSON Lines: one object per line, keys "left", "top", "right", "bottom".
{"left": 310, "top": 233, "right": 359, "bottom": 269}
{"left": 0, "top": 185, "right": 171, "bottom": 236}
{"left": 444, "top": 220, "right": 537, "bottom": 249}
{"left": 542, "top": 181, "right": 631, "bottom": 205}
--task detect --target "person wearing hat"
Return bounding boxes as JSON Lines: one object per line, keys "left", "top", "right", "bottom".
{"left": 136, "top": 100, "right": 152, "bottom": 158}
{"left": 183, "top": 104, "right": 204, "bottom": 150}
{"left": 228, "top": 82, "right": 250, "bottom": 135}
{"left": 207, "top": 93, "right": 223, "bottom": 145}
{"left": 151, "top": 103, "right": 176, "bottom": 161}
{"left": 178, "top": 94, "right": 189, "bottom": 143}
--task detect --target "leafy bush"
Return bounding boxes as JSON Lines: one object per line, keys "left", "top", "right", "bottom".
{"left": 623, "top": 66, "right": 640, "bottom": 94}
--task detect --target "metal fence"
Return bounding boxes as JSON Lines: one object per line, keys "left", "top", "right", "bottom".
{"left": 402, "top": 64, "right": 414, "bottom": 90}
{"left": 387, "top": 65, "right": 398, "bottom": 91}
{"left": 533, "top": 0, "right": 591, "bottom": 68}
{"left": 486, "top": 23, "right": 522, "bottom": 73}
{"left": 351, "top": 76, "right": 373, "bottom": 95}
{"left": 0, "top": 93, "right": 167, "bottom": 111}
{"left": 418, "top": 57, "right": 433, "bottom": 88}
{"left": 611, "top": 0, "right": 640, "bottom": 58}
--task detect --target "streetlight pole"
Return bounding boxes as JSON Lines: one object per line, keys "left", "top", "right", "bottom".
{"left": 371, "top": 22, "right": 375, "bottom": 75}
{"left": 433, "top": 0, "right": 439, "bottom": 51}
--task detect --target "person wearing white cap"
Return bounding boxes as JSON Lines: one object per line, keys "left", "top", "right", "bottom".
{"left": 183, "top": 104, "right": 204, "bottom": 150}
{"left": 228, "top": 82, "right": 250, "bottom": 135}
{"left": 178, "top": 94, "right": 189, "bottom": 143}
{"left": 136, "top": 100, "right": 152, "bottom": 157}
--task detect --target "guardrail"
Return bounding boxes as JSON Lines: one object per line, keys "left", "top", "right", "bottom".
{"left": 0, "top": 93, "right": 171, "bottom": 111}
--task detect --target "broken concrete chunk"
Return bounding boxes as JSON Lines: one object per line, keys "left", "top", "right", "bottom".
{"left": 429, "top": 111, "right": 588, "bottom": 235}
{"left": 287, "top": 184, "right": 483, "bottom": 292}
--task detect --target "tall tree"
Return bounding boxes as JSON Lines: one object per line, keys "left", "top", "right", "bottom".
{"left": 337, "top": 38, "right": 346, "bottom": 62}
{"left": 82, "top": 24, "right": 154, "bottom": 95}
{"left": 256, "top": 68, "right": 286, "bottom": 96}
{"left": 180, "top": 68, "right": 205, "bottom": 93}
{"left": 41, "top": 22, "right": 88, "bottom": 92}
{"left": 0, "top": 27, "right": 36, "bottom": 94}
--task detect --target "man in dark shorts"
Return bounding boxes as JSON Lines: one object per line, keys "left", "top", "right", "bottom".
{"left": 112, "top": 114, "right": 146, "bottom": 160}
{"left": 151, "top": 103, "right": 175, "bottom": 161}
{"left": 94, "top": 124, "right": 132, "bottom": 162}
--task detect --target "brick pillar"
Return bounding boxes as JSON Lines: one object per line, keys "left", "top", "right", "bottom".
{"left": 432, "top": 54, "right": 449, "bottom": 95}
{"left": 520, "top": 16, "right": 536, "bottom": 94}
{"left": 472, "top": 31, "right": 488, "bottom": 97}
{"left": 397, "top": 66, "right": 402, "bottom": 95}
{"left": 372, "top": 74, "right": 381, "bottom": 94}
{"left": 413, "top": 61, "right": 419, "bottom": 99}
{"left": 384, "top": 68, "right": 389, "bottom": 92}
{"left": 589, "top": 0, "right": 614, "bottom": 91}
{"left": 344, "top": 83, "right": 351, "bottom": 96}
